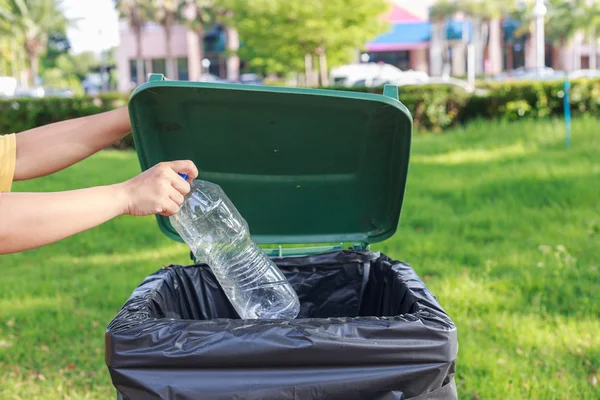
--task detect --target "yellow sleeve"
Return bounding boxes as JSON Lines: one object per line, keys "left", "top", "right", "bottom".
{"left": 0, "top": 133, "right": 16, "bottom": 192}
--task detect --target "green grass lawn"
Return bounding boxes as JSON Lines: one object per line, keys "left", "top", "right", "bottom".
{"left": 1, "top": 117, "right": 599, "bottom": 399}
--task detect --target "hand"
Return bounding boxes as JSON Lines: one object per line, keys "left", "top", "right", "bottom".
{"left": 117, "top": 160, "right": 199, "bottom": 217}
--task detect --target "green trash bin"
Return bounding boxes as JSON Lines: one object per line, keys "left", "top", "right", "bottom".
{"left": 106, "top": 74, "right": 458, "bottom": 400}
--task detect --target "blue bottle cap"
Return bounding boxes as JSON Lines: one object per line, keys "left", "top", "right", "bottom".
{"left": 178, "top": 173, "right": 188, "bottom": 181}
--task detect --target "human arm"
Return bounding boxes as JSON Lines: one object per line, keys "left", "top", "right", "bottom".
{"left": 0, "top": 161, "right": 198, "bottom": 255}
{"left": 14, "top": 107, "right": 131, "bottom": 181}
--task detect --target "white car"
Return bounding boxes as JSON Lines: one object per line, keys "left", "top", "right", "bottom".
{"left": 14, "top": 87, "right": 45, "bottom": 98}
{"left": 396, "top": 77, "right": 475, "bottom": 93}
{"left": 330, "top": 63, "right": 429, "bottom": 88}
{"left": 0, "top": 76, "right": 17, "bottom": 97}
{"left": 568, "top": 69, "right": 600, "bottom": 80}
{"left": 198, "top": 74, "right": 227, "bottom": 83}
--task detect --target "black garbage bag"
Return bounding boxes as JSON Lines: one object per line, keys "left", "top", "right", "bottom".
{"left": 106, "top": 251, "right": 458, "bottom": 400}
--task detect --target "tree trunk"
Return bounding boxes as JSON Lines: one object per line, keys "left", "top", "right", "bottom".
{"left": 225, "top": 27, "right": 240, "bottom": 82}
{"left": 17, "top": 44, "right": 25, "bottom": 87}
{"left": 590, "top": 27, "right": 597, "bottom": 69}
{"left": 198, "top": 25, "right": 205, "bottom": 75}
{"left": 304, "top": 53, "right": 313, "bottom": 87}
{"left": 219, "top": 53, "right": 226, "bottom": 77}
{"left": 561, "top": 38, "right": 570, "bottom": 71}
{"left": 164, "top": 26, "right": 174, "bottom": 79}
{"left": 451, "top": 43, "right": 466, "bottom": 76}
{"left": 506, "top": 43, "right": 513, "bottom": 70}
{"left": 481, "top": 20, "right": 489, "bottom": 74}
{"left": 135, "top": 27, "right": 144, "bottom": 85}
{"left": 28, "top": 53, "right": 38, "bottom": 87}
{"left": 0, "top": 40, "right": 6, "bottom": 76}
{"left": 472, "top": 18, "right": 485, "bottom": 75}
{"left": 488, "top": 17, "right": 503, "bottom": 75}
{"left": 442, "top": 34, "right": 451, "bottom": 78}
{"left": 574, "top": 34, "right": 583, "bottom": 70}
{"left": 553, "top": 38, "right": 564, "bottom": 70}
{"left": 9, "top": 38, "right": 17, "bottom": 79}
{"left": 319, "top": 50, "right": 328, "bottom": 86}
{"left": 525, "top": 20, "right": 536, "bottom": 68}
{"left": 429, "top": 20, "right": 445, "bottom": 77}
{"left": 481, "top": 21, "right": 489, "bottom": 51}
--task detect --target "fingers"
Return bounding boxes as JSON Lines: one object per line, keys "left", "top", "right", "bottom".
{"left": 167, "top": 160, "right": 199, "bottom": 180}
{"left": 158, "top": 200, "right": 181, "bottom": 217}
{"left": 169, "top": 188, "right": 184, "bottom": 206}
{"left": 157, "top": 188, "right": 184, "bottom": 217}
{"left": 170, "top": 173, "right": 191, "bottom": 196}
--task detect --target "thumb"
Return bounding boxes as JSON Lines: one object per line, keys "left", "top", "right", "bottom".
{"left": 166, "top": 160, "right": 199, "bottom": 180}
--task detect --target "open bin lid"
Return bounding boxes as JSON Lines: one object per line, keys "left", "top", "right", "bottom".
{"left": 128, "top": 74, "right": 412, "bottom": 246}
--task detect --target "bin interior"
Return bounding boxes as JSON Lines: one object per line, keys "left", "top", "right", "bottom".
{"left": 107, "top": 251, "right": 458, "bottom": 400}
{"left": 139, "top": 252, "right": 419, "bottom": 322}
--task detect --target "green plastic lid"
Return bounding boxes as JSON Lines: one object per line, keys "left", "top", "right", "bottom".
{"left": 128, "top": 74, "right": 412, "bottom": 246}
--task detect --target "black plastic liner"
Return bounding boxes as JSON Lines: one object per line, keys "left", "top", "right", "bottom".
{"left": 106, "top": 251, "right": 458, "bottom": 400}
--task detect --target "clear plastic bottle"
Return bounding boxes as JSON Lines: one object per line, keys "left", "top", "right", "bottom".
{"left": 169, "top": 177, "right": 300, "bottom": 320}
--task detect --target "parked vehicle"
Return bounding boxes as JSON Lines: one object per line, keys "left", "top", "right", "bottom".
{"left": 44, "top": 88, "right": 75, "bottom": 98}
{"left": 330, "top": 62, "right": 474, "bottom": 92}
{"left": 397, "top": 77, "right": 475, "bottom": 93}
{"left": 14, "top": 87, "right": 45, "bottom": 98}
{"left": 0, "top": 76, "right": 17, "bottom": 98}
{"left": 490, "top": 67, "right": 558, "bottom": 82}
{"left": 490, "top": 68, "right": 600, "bottom": 82}
{"left": 568, "top": 69, "right": 600, "bottom": 79}
{"left": 239, "top": 73, "right": 264, "bottom": 85}
{"left": 330, "top": 63, "right": 429, "bottom": 88}
{"left": 198, "top": 73, "right": 228, "bottom": 83}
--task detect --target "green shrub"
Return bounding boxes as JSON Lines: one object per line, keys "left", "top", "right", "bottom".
{"left": 331, "top": 78, "right": 600, "bottom": 128}
{"left": 324, "top": 84, "right": 470, "bottom": 131}
{"left": 0, "top": 93, "right": 130, "bottom": 147}
{"left": 2, "top": 78, "right": 599, "bottom": 149}
{"left": 468, "top": 78, "right": 600, "bottom": 120}
{"left": 502, "top": 100, "right": 533, "bottom": 121}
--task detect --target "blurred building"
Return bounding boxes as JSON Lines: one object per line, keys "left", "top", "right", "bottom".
{"left": 116, "top": 19, "right": 236, "bottom": 92}
{"left": 365, "top": 0, "right": 436, "bottom": 73}
{"left": 116, "top": 0, "right": 600, "bottom": 91}
{"left": 368, "top": 0, "right": 600, "bottom": 77}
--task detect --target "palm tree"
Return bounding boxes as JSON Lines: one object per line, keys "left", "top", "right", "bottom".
{"left": 512, "top": 0, "right": 589, "bottom": 71}
{"left": 223, "top": 16, "right": 239, "bottom": 81}
{"left": 0, "top": 7, "right": 13, "bottom": 77}
{"left": 485, "top": 4, "right": 512, "bottom": 75}
{"left": 180, "top": 0, "right": 208, "bottom": 79}
{"left": 458, "top": 0, "right": 518, "bottom": 75}
{"left": 429, "top": 0, "right": 460, "bottom": 77}
{"left": 431, "top": 0, "right": 485, "bottom": 75}
{"left": 180, "top": 0, "right": 220, "bottom": 79}
{"left": 545, "top": 0, "right": 586, "bottom": 70}
{"left": 570, "top": 0, "right": 600, "bottom": 70}
{"left": 114, "top": 0, "right": 150, "bottom": 86}
{"left": 0, "top": 0, "right": 68, "bottom": 87}
{"left": 180, "top": 0, "right": 239, "bottom": 81}
{"left": 149, "top": 0, "right": 180, "bottom": 79}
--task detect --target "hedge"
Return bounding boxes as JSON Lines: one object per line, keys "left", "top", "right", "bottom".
{"left": 326, "top": 84, "right": 471, "bottom": 131}
{"left": 327, "top": 78, "right": 600, "bottom": 130}
{"left": 0, "top": 93, "right": 130, "bottom": 148}
{"left": 1, "top": 78, "right": 599, "bottom": 147}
